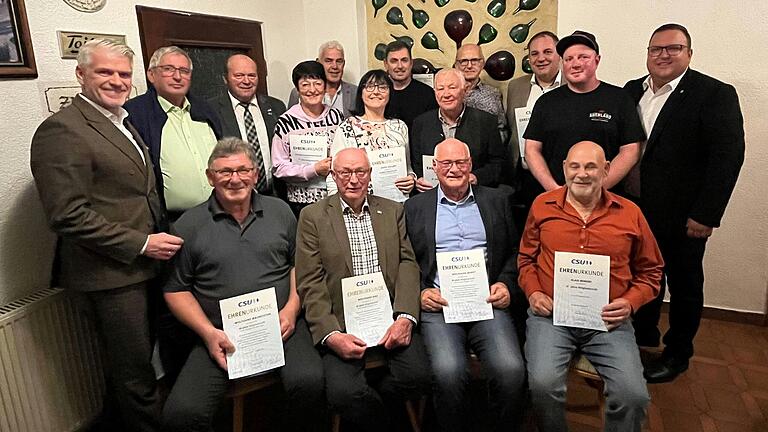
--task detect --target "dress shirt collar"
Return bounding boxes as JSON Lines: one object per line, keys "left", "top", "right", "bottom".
{"left": 158, "top": 95, "right": 190, "bottom": 114}
{"left": 643, "top": 68, "right": 687, "bottom": 94}
{"left": 437, "top": 184, "right": 475, "bottom": 206}
{"left": 229, "top": 91, "right": 259, "bottom": 111}
{"left": 547, "top": 186, "right": 623, "bottom": 214}
{"left": 340, "top": 196, "right": 370, "bottom": 217}
{"left": 530, "top": 70, "right": 562, "bottom": 89}
{"left": 78, "top": 93, "right": 129, "bottom": 124}
{"left": 438, "top": 104, "right": 466, "bottom": 127}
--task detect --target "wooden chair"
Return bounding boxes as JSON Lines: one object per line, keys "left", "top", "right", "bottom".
{"left": 226, "top": 372, "right": 280, "bottom": 432}
{"left": 331, "top": 353, "right": 427, "bottom": 432}
{"left": 570, "top": 353, "right": 605, "bottom": 420}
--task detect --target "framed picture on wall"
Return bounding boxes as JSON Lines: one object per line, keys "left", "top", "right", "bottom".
{"left": 0, "top": 0, "right": 37, "bottom": 78}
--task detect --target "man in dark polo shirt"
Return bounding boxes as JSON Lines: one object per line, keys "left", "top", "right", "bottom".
{"left": 161, "top": 137, "right": 325, "bottom": 432}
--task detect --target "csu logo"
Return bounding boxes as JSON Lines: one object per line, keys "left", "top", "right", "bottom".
{"left": 238, "top": 299, "right": 257, "bottom": 307}
{"left": 356, "top": 279, "right": 374, "bottom": 286}
{"left": 379, "top": 152, "right": 393, "bottom": 158}
{"left": 571, "top": 258, "right": 592, "bottom": 265}
{"left": 451, "top": 256, "right": 470, "bottom": 262}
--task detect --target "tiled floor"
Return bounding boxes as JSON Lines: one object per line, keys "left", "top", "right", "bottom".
{"left": 565, "top": 315, "right": 768, "bottom": 432}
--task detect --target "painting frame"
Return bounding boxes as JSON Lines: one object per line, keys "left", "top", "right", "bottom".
{"left": 0, "top": 0, "right": 37, "bottom": 78}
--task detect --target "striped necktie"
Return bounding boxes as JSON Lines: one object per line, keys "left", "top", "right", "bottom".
{"left": 239, "top": 102, "right": 268, "bottom": 193}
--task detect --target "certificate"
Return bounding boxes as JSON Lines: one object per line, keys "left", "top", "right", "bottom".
{"left": 289, "top": 134, "right": 328, "bottom": 188}
{"left": 422, "top": 155, "right": 438, "bottom": 187}
{"left": 341, "top": 272, "right": 394, "bottom": 347}
{"left": 436, "top": 249, "right": 493, "bottom": 323}
{"left": 368, "top": 147, "right": 408, "bottom": 202}
{"left": 514, "top": 107, "right": 532, "bottom": 170}
{"left": 220, "top": 288, "right": 285, "bottom": 379}
{"left": 553, "top": 251, "right": 610, "bottom": 331}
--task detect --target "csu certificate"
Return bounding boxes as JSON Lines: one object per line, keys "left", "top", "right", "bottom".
{"left": 553, "top": 252, "right": 610, "bottom": 331}
{"left": 289, "top": 134, "right": 328, "bottom": 188}
{"left": 220, "top": 288, "right": 285, "bottom": 379}
{"left": 514, "top": 107, "right": 531, "bottom": 170}
{"left": 422, "top": 155, "right": 438, "bottom": 187}
{"left": 368, "top": 147, "right": 408, "bottom": 202}
{"left": 341, "top": 272, "right": 394, "bottom": 347}
{"left": 436, "top": 249, "right": 493, "bottom": 324}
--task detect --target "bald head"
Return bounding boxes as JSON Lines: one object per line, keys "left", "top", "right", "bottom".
{"left": 332, "top": 148, "right": 371, "bottom": 211}
{"left": 566, "top": 141, "right": 607, "bottom": 165}
{"left": 225, "top": 54, "right": 259, "bottom": 103}
{"left": 563, "top": 141, "right": 609, "bottom": 204}
{"left": 435, "top": 138, "right": 470, "bottom": 160}
{"left": 434, "top": 138, "right": 472, "bottom": 198}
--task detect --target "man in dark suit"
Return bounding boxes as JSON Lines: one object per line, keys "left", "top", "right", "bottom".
{"left": 30, "top": 39, "right": 183, "bottom": 432}
{"left": 624, "top": 23, "right": 745, "bottom": 383}
{"left": 209, "top": 53, "right": 286, "bottom": 196}
{"left": 296, "top": 148, "right": 430, "bottom": 432}
{"left": 411, "top": 68, "right": 507, "bottom": 192}
{"left": 404, "top": 138, "right": 525, "bottom": 432}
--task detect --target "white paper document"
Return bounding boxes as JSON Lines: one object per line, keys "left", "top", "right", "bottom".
{"left": 514, "top": 107, "right": 532, "bottom": 170}
{"left": 220, "top": 288, "right": 285, "bottom": 379}
{"left": 553, "top": 252, "right": 610, "bottom": 331}
{"left": 289, "top": 134, "right": 328, "bottom": 188}
{"left": 341, "top": 272, "right": 394, "bottom": 347}
{"left": 422, "top": 155, "right": 438, "bottom": 187}
{"left": 436, "top": 249, "right": 494, "bottom": 323}
{"left": 368, "top": 146, "right": 408, "bottom": 202}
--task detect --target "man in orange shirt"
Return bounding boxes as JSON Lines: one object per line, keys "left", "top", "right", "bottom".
{"left": 518, "top": 141, "right": 663, "bottom": 431}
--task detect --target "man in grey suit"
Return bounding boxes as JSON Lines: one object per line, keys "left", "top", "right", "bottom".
{"left": 30, "top": 39, "right": 183, "bottom": 432}
{"left": 209, "top": 53, "right": 286, "bottom": 196}
{"left": 288, "top": 40, "right": 357, "bottom": 117}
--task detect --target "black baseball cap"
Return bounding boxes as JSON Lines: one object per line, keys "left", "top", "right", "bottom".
{"left": 556, "top": 30, "right": 599, "bottom": 56}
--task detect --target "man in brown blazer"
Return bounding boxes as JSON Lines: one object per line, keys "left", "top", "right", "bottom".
{"left": 296, "top": 148, "right": 429, "bottom": 432}
{"left": 30, "top": 39, "right": 183, "bottom": 432}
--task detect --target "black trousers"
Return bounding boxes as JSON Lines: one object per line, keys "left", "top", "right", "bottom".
{"left": 162, "top": 317, "right": 326, "bottom": 432}
{"left": 633, "top": 229, "right": 708, "bottom": 360}
{"left": 322, "top": 333, "right": 431, "bottom": 432}
{"left": 82, "top": 282, "right": 162, "bottom": 432}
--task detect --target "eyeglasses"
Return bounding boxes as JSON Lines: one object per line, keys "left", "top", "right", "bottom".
{"left": 363, "top": 83, "right": 390, "bottom": 93}
{"left": 456, "top": 58, "right": 483, "bottom": 67}
{"left": 434, "top": 158, "right": 470, "bottom": 169}
{"left": 334, "top": 168, "right": 371, "bottom": 180}
{"left": 211, "top": 167, "right": 255, "bottom": 178}
{"left": 154, "top": 65, "right": 192, "bottom": 77}
{"left": 231, "top": 73, "right": 257, "bottom": 81}
{"left": 647, "top": 44, "right": 688, "bottom": 57}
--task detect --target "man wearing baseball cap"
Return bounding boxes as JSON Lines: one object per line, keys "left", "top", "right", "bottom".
{"left": 522, "top": 30, "right": 645, "bottom": 198}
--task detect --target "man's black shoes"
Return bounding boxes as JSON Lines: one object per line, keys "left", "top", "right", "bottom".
{"left": 643, "top": 356, "right": 689, "bottom": 383}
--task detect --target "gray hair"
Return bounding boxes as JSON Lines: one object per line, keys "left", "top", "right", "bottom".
{"left": 435, "top": 68, "right": 467, "bottom": 88}
{"left": 207, "top": 137, "right": 259, "bottom": 170}
{"left": 318, "top": 40, "right": 345, "bottom": 58}
{"left": 77, "top": 38, "right": 134, "bottom": 68}
{"left": 148, "top": 46, "right": 193, "bottom": 71}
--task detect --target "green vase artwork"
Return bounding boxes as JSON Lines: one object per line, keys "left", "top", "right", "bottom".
{"left": 372, "top": 0, "right": 387, "bottom": 18}
{"left": 509, "top": 18, "right": 536, "bottom": 43}
{"left": 374, "top": 43, "right": 388, "bottom": 61}
{"left": 386, "top": 7, "right": 408, "bottom": 30}
{"left": 487, "top": 0, "right": 506, "bottom": 18}
{"left": 478, "top": 23, "right": 498, "bottom": 45}
{"left": 421, "top": 31, "right": 445, "bottom": 53}
{"left": 513, "top": 0, "right": 540, "bottom": 14}
{"left": 435, "top": 0, "right": 450, "bottom": 6}
{"left": 407, "top": 4, "right": 430, "bottom": 29}
{"left": 522, "top": 54, "right": 532, "bottom": 73}
{"left": 390, "top": 34, "right": 415, "bottom": 48}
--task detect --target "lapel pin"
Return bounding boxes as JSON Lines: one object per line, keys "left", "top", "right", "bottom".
{"left": 376, "top": 210, "right": 383, "bottom": 214}
{"left": 680, "top": 89, "right": 684, "bottom": 93}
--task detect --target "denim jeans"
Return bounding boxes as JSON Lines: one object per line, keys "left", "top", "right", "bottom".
{"left": 525, "top": 309, "right": 649, "bottom": 432}
{"left": 421, "top": 308, "right": 526, "bottom": 432}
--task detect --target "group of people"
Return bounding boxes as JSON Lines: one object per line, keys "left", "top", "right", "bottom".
{"left": 29, "top": 20, "right": 744, "bottom": 432}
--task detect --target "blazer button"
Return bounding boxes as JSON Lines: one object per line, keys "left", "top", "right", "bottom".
{"left": 129, "top": 170, "right": 135, "bottom": 175}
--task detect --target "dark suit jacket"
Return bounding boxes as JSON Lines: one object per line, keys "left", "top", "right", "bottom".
{"left": 624, "top": 69, "right": 745, "bottom": 234}
{"left": 209, "top": 92, "right": 286, "bottom": 143}
{"left": 124, "top": 86, "right": 223, "bottom": 210}
{"left": 411, "top": 106, "right": 507, "bottom": 187}
{"left": 404, "top": 185, "right": 519, "bottom": 294}
{"left": 288, "top": 80, "right": 357, "bottom": 118}
{"left": 296, "top": 194, "right": 421, "bottom": 345}
{"left": 30, "top": 96, "right": 163, "bottom": 291}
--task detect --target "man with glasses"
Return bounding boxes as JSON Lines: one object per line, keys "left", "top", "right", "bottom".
{"left": 523, "top": 31, "right": 644, "bottom": 199}
{"left": 161, "top": 138, "right": 325, "bottom": 432}
{"left": 125, "top": 45, "right": 223, "bottom": 384}
{"left": 404, "top": 138, "right": 525, "bottom": 432}
{"left": 624, "top": 23, "right": 745, "bottom": 383}
{"left": 411, "top": 68, "right": 507, "bottom": 192}
{"left": 296, "top": 148, "right": 430, "bottom": 432}
{"left": 289, "top": 40, "right": 357, "bottom": 117}
{"left": 210, "top": 54, "right": 286, "bottom": 197}
{"left": 455, "top": 44, "right": 507, "bottom": 141}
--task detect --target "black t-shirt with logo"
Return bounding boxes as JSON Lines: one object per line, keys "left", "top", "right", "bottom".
{"left": 524, "top": 81, "right": 645, "bottom": 186}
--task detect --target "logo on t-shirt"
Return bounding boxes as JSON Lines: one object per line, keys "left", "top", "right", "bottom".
{"left": 589, "top": 111, "right": 612, "bottom": 122}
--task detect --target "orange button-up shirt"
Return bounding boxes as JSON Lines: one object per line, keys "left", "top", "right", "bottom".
{"left": 518, "top": 187, "right": 663, "bottom": 312}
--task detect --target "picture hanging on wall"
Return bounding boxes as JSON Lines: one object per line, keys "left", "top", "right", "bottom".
{"left": 0, "top": 0, "right": 37, "bottom": 78}
{"left": 366, "top": 0, "right": 557, "bottom": 93}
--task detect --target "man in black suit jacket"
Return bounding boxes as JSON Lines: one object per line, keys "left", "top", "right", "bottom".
{"left": 411, "top": 68, "right": 507, "bottom": 192}
{"left": 623, "top": 23, "right": 745, "bottom": 383}
{"left": 210, "top": 54, "right": 287, "bottom": 196}
{"left": 404, "top": 139, "right": 525, "bottom": 432}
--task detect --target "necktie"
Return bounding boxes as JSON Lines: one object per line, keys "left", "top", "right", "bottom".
{"left": 239, "top": 102, "right": 268, "bottom": 193}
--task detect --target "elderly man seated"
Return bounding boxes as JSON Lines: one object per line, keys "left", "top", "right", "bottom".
{"left": 519, "top": 141, "right": 663, "bottom": 431}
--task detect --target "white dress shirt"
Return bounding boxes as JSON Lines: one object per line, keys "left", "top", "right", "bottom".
{"left": 526, "top": 70, "right": 562, "bottom": 108}
{"left": 228, "top": 92, "right": 272, "bottom": 183}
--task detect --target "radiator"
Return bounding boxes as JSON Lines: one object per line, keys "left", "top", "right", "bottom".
{"left": 0, "top": 288, "right": 104, "bottom": 432}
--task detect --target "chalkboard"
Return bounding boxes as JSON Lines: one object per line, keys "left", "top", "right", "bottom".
{"left": 182, "top": 46, "right": 248, "bottom": 102}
